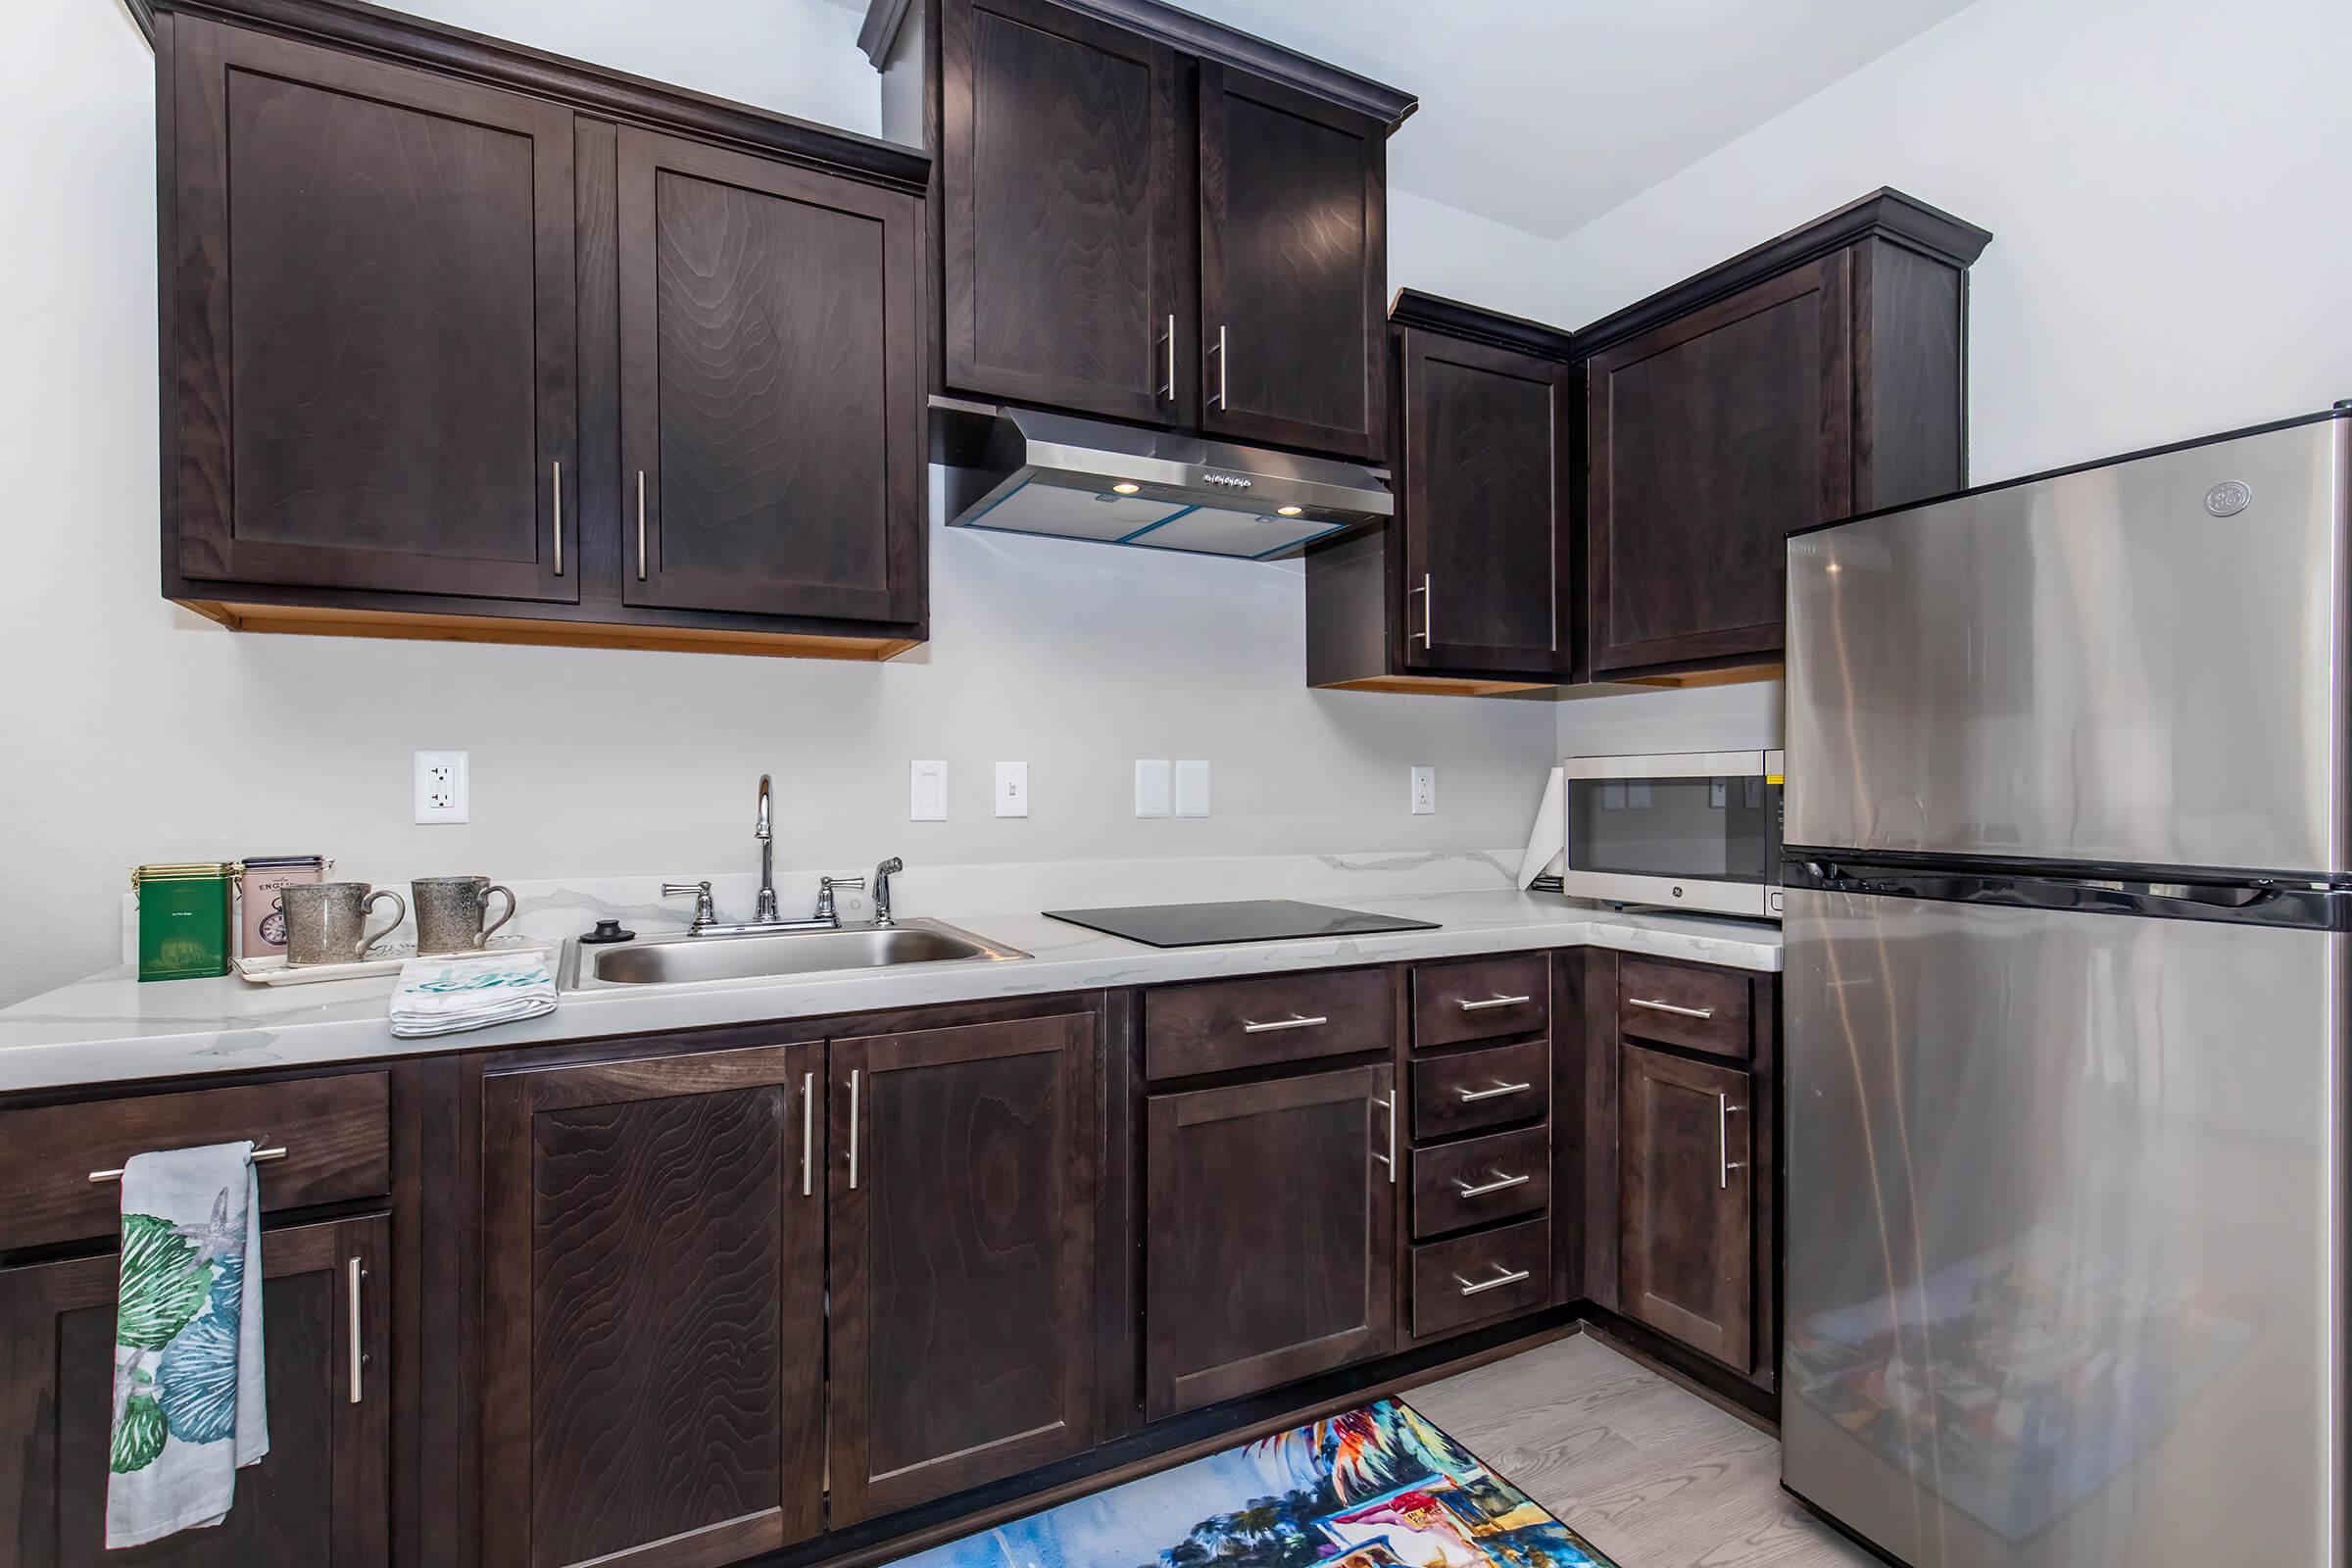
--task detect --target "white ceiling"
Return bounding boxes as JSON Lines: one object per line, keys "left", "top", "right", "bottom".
{"left": 1167, "top": 0, "right": 1978, "bottom": 240}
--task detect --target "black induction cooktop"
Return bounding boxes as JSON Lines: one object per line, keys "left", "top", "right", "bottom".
{"left": 1042, "top": 899, "right": 1440, "bottom": 949}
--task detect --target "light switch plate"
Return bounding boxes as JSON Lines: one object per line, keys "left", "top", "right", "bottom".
{"left": 1175, "top": 760, "right": 1211, "bottom": 818}
{"left": 909, "top": 760, "right": 948, "bottom": 821}
{"left": 414, "top": 750, "right": 469, "bottom": 824}
{"left": 1134, "top": 760, "right": 1172, "bottom": 818}
{"left": 995, "top": 760, "right": 1029, "bottom": 818}
{"left": 1409, "top": 764, "right": 1436, "bottom": 814}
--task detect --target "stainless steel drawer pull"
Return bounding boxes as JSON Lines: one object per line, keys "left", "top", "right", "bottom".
{"left": 1242, "top": 1013, "right": 1328, "bottom": 1034}
{"left": 347, "top": 1256, "right": 367, "bottom": 1404}
{"left": 1453, "top": 1264, "right": 1532, "bottom": 1297}
{"left": 1457, "top": 994, "right": 1533, "bottom": 1012}
{"left": 552, "top": 460, "right": 564, "bottom": 576}
{"left": 636, "top": 469, "right": 649, "bottom": 581}
{"left": 1161, "top": 313, "right": 1176, "bottom": 401}
{"left": 1455, "top": 1080, "right": 1533, "bottom": 1103}
{"left": 1718, "top": 1093, "right": 1743, "bottom": 1190}
{"left": 801, "top": 1069, "right": 815, "bottom": 1198}
{"left": 1629, "top": 997, "right": 1715, "bottom": 1020}
{"left": 1207, "top": 323, "right": 1228, "bottom": 409}
{"left": 90, "top": 1145, "right": 286, "bottom": 1184}
{"left": 1372, "top": 1089, "right": 1396, "bottom": 1183}
{"left": 1407, "top": 574, "right": 1431, "bottom": 643}
{"left": 1453, "top": 1168, "right": 1532, "bottom": 1199}
{"left": 847, "top": 1068, "right": 861, "bottom": 1191}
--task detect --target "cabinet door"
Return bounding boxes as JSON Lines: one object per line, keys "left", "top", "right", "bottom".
{"left": 1200, "top": 64, "right": 1386, "bottom": 460}
{"left": 827, "top": 1013, "right": 1098, "bottom": 1524}
{"left": 1144, "top": 1063, "right": 1396, "bottom": 1419}
{"left": 1617, "top": 1044, "right": 1752, "bottom": 1369}
{"left": 617, "top": 127, "right": 923, "bottom": 622}
{"left": 0, "top": 1215, "right": 389, "bottom": 1567}
{"left": 480, "top": 1043, "right": 825, "bottom": 1568}
{"left": 1396, "top": 328, "right": 1574, "bottom": 677}
{"left": 942, "top": 0, "right": 1187, "bottom": 423}
{"left": 1586, "top": 252, "right": 1852, "bottom": 676}
{"left": 169, "top": 18, "right": 576, "bottom": 603}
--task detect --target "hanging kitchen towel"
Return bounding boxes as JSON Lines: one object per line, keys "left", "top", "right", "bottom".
{"left": 105, "top": 1140, "right": 268, "bottom": 1549}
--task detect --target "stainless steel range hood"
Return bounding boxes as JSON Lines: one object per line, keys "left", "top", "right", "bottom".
{"left": 931, "top": 398, "right": 1392, "bottom": 561}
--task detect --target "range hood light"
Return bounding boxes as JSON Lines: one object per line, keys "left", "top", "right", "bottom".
{"left": 1112, "top": 482, "right": 1141, "bottom": 495}
{"left": 1276, "top": 505, "right": 1303, "bottom": 515}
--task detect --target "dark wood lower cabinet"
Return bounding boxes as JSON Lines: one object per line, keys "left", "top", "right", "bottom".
{"left": 479, "top": 1042, "right": 827, "bottom": 1568}
{"left": 826, "top": 1012, "right": 1099, "bottom": 1524}
{"left": 1617, "top": 1044, "right": 1754, "bottom": 1371}
{"left": 0, "top": 1214, "right": 390, "bottom": 1567}
{"left": 1144, "top": 1063, "right": 1396, "bottom": 1418}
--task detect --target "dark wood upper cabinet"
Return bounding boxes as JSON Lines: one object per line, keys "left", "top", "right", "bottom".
{"left": 1198, "top": 65, "right": 1387, "bottom": 460}
{"left": 618, "top": 127, "right": 924, "bottom": 623}
{"left": 0, "top": 1215, "right": 390, "bottom": 1567}
{"left": 156, "top": 0, "right": 933, "bottom": 660}
{"left": 167, "top": 18, "right": 576, "bottom": 606}
{"left": 1617, "top": 1044, "right": 1753, "bottom": 1372}
{"left": 827, "top": 1012, "right": 1098, "bottom": 1524}
{"left": 479, "top": 1043, "right": 827, "bottom": 1568}
{"left": 1306, "top": 293, "right": 1576, "bottom": 695}
{"left": 941, "top": 0, "right": 1186, "bottom": 423}
{"left": 1143, "top": 1063, "right": 1396, "bottom": 1418}
{"left": 1580, "top": 189, "right": 1989, "bottom": 680}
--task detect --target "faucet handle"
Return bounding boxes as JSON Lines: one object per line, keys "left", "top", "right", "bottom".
{"left": 661, "top": 880, "right": 717, "bottom": 932}
{"left": 812, "top": 874, "right": 865, "bottom": 925}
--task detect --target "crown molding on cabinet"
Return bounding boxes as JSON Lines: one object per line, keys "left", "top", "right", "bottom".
{"left": 1389, "top": 289, "right": 1577, "bottom": 363}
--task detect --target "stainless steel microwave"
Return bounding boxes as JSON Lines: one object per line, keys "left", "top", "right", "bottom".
{"left": 1559, "top": 750, "right": 1784, "bottom": 919}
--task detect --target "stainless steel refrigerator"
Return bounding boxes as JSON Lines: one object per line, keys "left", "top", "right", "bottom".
{"left": 1780, "top": 408, "right": 2350, "bottom": 1566}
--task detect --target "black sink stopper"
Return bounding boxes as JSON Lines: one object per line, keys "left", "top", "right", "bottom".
{"left": 580, "top": 918, "right": 636, "bottom": 944}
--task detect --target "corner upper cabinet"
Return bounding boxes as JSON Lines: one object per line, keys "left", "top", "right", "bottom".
{"left": 617, "top": 128, "right": 924, "bottom": 623}
{"left": 1198, "top": 65, "right": 1387, "bottom": 460}
{"left": 1305, "top": 293, "right": 1576, "bottom": 695}
{"left": 1581, "top": 189, "right": 1990, "bottom": 681}
{"left": 164, "top": 17, "right": 577, "bottom": 607}
{"left": 939, "top": 0, "right": 1186, "bottom": 423}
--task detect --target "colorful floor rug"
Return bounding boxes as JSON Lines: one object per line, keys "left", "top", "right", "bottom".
{"left": 899, "top": 1397, "right": 1618, "bottom": 1568}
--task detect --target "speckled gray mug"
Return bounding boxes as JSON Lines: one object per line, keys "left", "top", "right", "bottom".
{"left": 277, "top": 882, "right": 406, "bottom": 967}
{"left": 412, "top": 875, "right": 515, "bottom": 956}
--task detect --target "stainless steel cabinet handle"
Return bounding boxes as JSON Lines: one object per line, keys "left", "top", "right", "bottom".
{"left": 1371, "top": 1088, "right": 1396, "bottom": 1183}
{"left": 1407, "top": 574, "right": 1432, "bottom": 643}
{"left": 847, "top": 1068, "right": 861, "bottom": 1191}
{"left": 1242, "top": 1013, "right": 1328, "bottom": 1034}
{"left": 90, "top": 1146, "right": 286, "bottom": 1183}
{"left": 1207, "top": 323, "right": 1228, "bottom": 409}
{"left": 1630, "top": 997, "right": 1715, "bottom": 1020}
{"left": 1453, "top": 1168, "right": 1531, "bottom": 1199}
{"left": 347, "top": 1256, "right": 367, "bottom": 1404}
{"left": 1456, "top": 1080, "right": 1533, "bottom": 1103}
{"left": 1718, "top": 1093, "right": 1743, "bottom": 1190}
{"left": 552, "top": 460, "right": 564, "bottom": 576}
{"left": 1453, "top": 1264, "right": 1532, "bottom": 1297}
{"left": 635, "top": 469, "right": 648, "bottom": 581}
{"left": 1161, "top": 313, "right": 1176, "bottom": 402}
{"left": 801, "top": 1069, "right": 815, "bottom": 1198}
{"left": 1457, "top": 994, "right": 1532, "bottom": 1012}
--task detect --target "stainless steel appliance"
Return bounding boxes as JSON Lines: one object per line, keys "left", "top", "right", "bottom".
{"left": 1558, "top": 750, "right": 1784, "bottom": 918}
{"left": 1780, "top": 409, "right": 2351, "bottom": 1566}
{"left": 1041, "top": 900, "right": 1439, "bottom": 948}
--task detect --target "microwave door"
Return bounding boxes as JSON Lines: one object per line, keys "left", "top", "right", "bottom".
{"left": 1560, "top": 760, "right": 1779, "bottom": 917}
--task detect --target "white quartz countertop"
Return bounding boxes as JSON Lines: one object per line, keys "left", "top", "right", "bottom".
{"left": 0, "top": 891, "right": 1779, "bottom": 1093}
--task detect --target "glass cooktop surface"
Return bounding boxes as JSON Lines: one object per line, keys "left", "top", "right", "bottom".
{"left": 1041, "top": 899, "right": 1440, "bottom": 949}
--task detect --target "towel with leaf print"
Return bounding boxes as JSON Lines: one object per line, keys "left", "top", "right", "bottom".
{"left": 106, "top": 1140, "right": 268, "bottom": 1548}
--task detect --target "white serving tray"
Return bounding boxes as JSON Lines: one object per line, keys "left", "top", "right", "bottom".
{"left": 234, "top": 935, "right": 553, "bottom": 986}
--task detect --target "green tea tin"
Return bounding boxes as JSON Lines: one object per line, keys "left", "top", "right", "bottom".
{"left": 131, "top": 862, "right": 239, "bottom": 981}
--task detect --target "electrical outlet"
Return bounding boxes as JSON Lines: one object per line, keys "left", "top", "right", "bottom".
{"left": 1175, "top": 760, "right": 1211, "bottom": 817}
{"left": 1410, "top": 764, "right": 1436, "bottom": 814}
{"left": 996, "top": 760, "right": 1029, "bottom": 818}
{"left": 1135, "top": 760, "right": 1172, "bottom": 818}
{"left": 414, "top": 751, "right": 469, "bottom": 824}
{"left": 910, "top": 760, "right": 948, "bottom": 821}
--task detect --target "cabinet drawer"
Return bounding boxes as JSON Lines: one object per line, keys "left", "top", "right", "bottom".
{"left": 0, "top": 1071, "right": 391, "bottom": 1250}
{"left": 1410, "top": 1039, "right": 1548, "bottom": 1141}
{"left": 1617, "top": 956, "right": 1751, "bottom": 1059}
{"left": 1412, "top": 1216, "right": 1550, "bottom": 1338}
{"left": 1144, "top": 967, "right": 1392, "bottom": 1080}
{"left": 1410, "top": 1124, "right": 1549, "bottom": 1239}
{"left": 1412, "top": 955, "right": 1548, "bottom": 1049}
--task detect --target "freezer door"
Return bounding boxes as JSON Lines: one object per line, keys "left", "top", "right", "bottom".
{"left": 1782, "top": 885, "right": 2342, "bottom": 1566}
{"left": 1786, "top": 416, "right": 2350, "bottom": 873}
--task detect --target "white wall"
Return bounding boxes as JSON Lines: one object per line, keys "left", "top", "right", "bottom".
{"left": 0, "top": 0, "right": 1560, "bottom": 1007}
{"left": 1557, "top": 0, "right": 2352, "bottom": 763}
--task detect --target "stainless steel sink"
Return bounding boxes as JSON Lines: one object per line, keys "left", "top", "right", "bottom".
{"left": 559, "top": 918, "right": 1028, "bottom": 991}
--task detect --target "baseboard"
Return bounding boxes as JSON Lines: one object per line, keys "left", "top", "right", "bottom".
{"left": 1580, "top": 1305, "right": 1779, "bottom": 1429}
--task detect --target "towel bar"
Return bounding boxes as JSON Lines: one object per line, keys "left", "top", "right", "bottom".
{"left": 87, "top": 1145, "right": 289, "bottom": 1184}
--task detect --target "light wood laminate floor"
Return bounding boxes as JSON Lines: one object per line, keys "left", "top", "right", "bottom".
{"left": 1404, "top": 1333, "right": 1876, "bottom": 1568}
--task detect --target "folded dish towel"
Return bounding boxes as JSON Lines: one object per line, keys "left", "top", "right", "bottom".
{"left": 390, "top": 949, "right": 558, "bottom": 1038}
{"left": 106, "top": 1141, "right": 268, "bottom": 1549}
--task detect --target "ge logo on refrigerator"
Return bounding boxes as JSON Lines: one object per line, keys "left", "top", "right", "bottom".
{"left": 2203, "top": 480, "right": 2253, "bottom": 517}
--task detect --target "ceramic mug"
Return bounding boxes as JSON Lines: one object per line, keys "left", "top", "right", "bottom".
{"left": 412, "top": 875, "right": 516, "bottom": 956}
{"left": 276, "top": 882, "right": 406, "bottom": 967}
